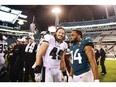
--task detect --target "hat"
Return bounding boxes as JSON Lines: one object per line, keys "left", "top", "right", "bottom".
{"left": 17, "top": 38, "right": 22, "bottom": 42}
{"left": 28, "top": 36, "right": 35, "bottom": 40}
{"left": 40, "top": 31, "right": 47, "bottom": 35}
{"left": 2, "top": 35, "right": 7, "bottom": 40}
{"left": 21, "top": 37, "right": 27, "bottom": 42}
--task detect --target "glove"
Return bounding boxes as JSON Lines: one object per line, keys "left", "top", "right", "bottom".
{"left": 68, "top": 76, "right": 73, "bottom": 82}
{"left": 34, "top": 73, "right": 42, "bottom": 82}
{"left": 34, "top": 65, "right": 42, "bottom": 82}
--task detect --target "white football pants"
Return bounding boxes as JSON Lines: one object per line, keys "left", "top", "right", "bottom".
{"left": 72, "top": 69, "right": 94, "bottom": 82}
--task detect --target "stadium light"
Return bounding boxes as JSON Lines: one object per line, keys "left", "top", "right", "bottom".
{"left": 52, "top": 7, "right": 61, "bottom": 14}
{"left": 17, "top": 19, "right": 27, "bottom": 25}
{"left": 0, "top": 5, "right": 22, "bottom": 24}
{"left": 19, "top": 14, "right": 28, "bottom": 19}
{"left": 52, "top": 7, "right": 61, "bottom": 28}
{"left": 18, "top": 20, "right": 24, "bottom": 25}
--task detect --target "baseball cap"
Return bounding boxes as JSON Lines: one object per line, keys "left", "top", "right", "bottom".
{"left": 21, "top": 37, "right": 27, "bottom": 42}
{"left": 2, "top": 35, "right": 7, "bottom": 40}
{"left": 28, "top": 36, "right": 35, "bottom": 40}
{"left": 17, "top": 38, "right": 22, "bottom": 42}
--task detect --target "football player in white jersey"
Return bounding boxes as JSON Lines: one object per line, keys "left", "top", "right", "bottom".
{"left": 34, "top": 27, "right": 72, "bottom": 82}
{"left": 2, "top": 35, "right": 8, "bottom": 60}
{"left": 0, "top": 35, "right": 8, "bottom": 65}
{"left": 0, "top": 33, "right": 7, "bottom": 79}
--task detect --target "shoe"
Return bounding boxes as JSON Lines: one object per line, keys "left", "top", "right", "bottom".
{"left": 101, "top": 72, "right": 107, "bottom": 75}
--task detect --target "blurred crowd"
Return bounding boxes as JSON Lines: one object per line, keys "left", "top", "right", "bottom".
{"left": 0, "top": 33, "right": 38, "bottom": 82}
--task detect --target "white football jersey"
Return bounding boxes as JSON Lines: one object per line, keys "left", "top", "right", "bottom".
{"left": 42, "top": 35, "right": 68, "bottom": 68}
{"left": 0, "top": 40, "right": 8, "bottom": 56}
{"left": 0, "top": 40, "right": 8, "bottom": 65}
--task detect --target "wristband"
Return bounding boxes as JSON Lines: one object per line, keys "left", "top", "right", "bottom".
{"left": 34, "top": 65, "right": 42, "bottom": 73}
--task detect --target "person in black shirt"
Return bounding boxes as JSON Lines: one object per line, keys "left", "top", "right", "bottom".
{"left": 24, "top": 36, "right": 37, "bottom": 82}
{"left": 94, "top": 46, "right": 100, "bottom": 65}
{"left": 11, "top": 39, "right": 23, "bottom": 82}
{"left": 100, "top": 47, "right": 107, "bottom": 75}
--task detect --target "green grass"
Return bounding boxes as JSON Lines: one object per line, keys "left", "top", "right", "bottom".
{"left": 98, "top": 60, "right": 116, "bottom": 82}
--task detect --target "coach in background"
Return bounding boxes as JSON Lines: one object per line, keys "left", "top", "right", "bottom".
{"left": 99, "top": 46, "right": 107, "bottom": 75}
{"left": 24, "top": 36, "right": 37, "bottom": 82}
{"left": 11, "top": 38, "right": 24, "bottom": 82}
{"left": 69, "top": 29, "right": 99, "bottom": 82}
{"left": 94, "top": 45, "right": 100, "bottom": 65}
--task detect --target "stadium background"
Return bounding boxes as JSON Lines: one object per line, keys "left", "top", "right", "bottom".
{"left": 0, "top": 5, "right": 116, "bottom": 82}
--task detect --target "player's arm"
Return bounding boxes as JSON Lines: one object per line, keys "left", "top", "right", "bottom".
{"left": 60, "top": 50, "right": 73, "bottom": 77}
{"left": 34, "top": 41, "right": 49, "bottom": 73}
{"left": 60, "top": 50, "right": 67, "bottom": 72}
{"left": 84, "top": 45, "right": 99, "bottom": 80}
{"left": 65, "top": 54, "right": 73, "bottom": 77}
{"left": 36, "top": 41, "right": 49, "bottom": 66}
{"left": 60, "top": 50, "right": 69, "bottom": 82}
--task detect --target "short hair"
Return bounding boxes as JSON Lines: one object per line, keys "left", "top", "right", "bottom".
{"left": 72, "top": 29, "right": 82, "bottom": 38}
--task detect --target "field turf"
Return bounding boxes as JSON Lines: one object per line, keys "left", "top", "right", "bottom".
{"left": 98, "top": 59, "right": 116, "bottom": 82}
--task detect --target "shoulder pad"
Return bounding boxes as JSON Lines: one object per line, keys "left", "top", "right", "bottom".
{"left": 81, "top": 39, "right": 94, "bottom": 48}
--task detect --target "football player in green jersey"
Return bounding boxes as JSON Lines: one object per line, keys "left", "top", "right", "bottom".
{"left": 69, "top": 29, "right": 99, "bottom": 82}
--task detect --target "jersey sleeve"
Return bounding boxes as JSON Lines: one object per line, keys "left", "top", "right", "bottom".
{"left": 83, "top": 39, "right": 94, "bottom": 48}
{"left": 42, "top": 34, "right": 53, "bottom": 43}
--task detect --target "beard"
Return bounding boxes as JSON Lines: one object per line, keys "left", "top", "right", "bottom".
{"left": 55, "top": 35, "right": 63, "bottom": 43}
{"left": 70, "top": 38, "right": 78, "bottom": 44}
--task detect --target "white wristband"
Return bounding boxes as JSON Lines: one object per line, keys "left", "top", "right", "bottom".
{"left": 94, "top": 79, "right": 99, "bottom": 82}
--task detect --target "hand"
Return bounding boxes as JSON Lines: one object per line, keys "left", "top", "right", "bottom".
{"left": 62, "top": 76, "right": 67, "bottom": 82}
{"left": 34, "top": 73, "right": 42, "bottom": 82}
{"left": 62, "top": 70, "right": 68, "bottom": 82}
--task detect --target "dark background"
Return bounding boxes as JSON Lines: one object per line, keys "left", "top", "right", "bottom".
{"left": 4, "top": 5, "right": 115, "bottom": 31}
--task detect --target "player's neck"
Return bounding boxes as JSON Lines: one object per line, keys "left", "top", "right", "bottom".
{"left": 71, "top": 40, "right": 78, "bottom": 45}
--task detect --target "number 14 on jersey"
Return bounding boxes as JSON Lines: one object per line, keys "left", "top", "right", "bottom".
{"left": 70, "top": 49, "right": 82, "bottom": 64}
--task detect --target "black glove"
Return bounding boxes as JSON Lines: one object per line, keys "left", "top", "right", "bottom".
{"left": 34, "top": 65, "right": 42, "bottom": 73}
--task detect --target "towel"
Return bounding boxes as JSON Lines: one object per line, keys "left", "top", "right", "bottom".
{"left": 25, "top": 42, "right": 36, "bottom": 53}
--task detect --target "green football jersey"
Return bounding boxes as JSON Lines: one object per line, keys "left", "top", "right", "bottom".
{"left": 70, "top": 39, "right": 94, "bottom": 75}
